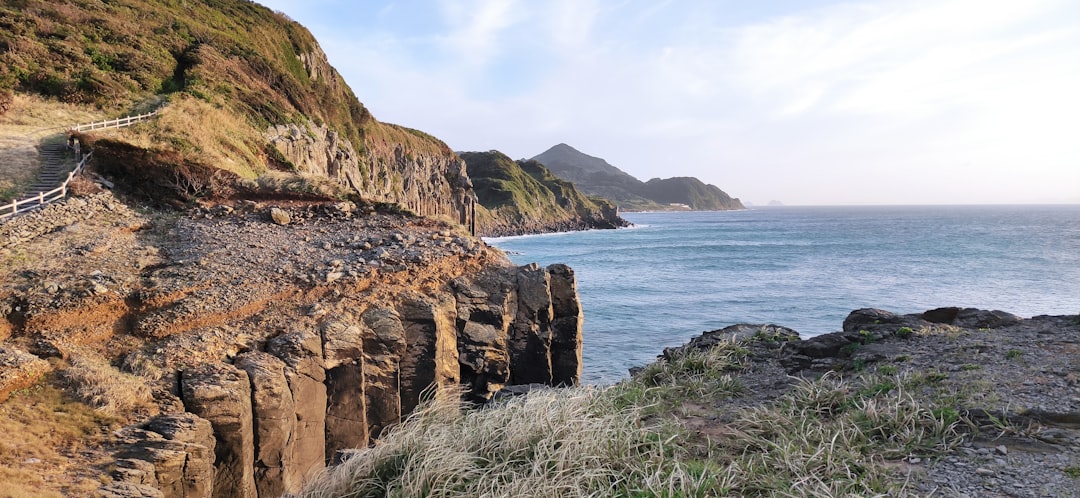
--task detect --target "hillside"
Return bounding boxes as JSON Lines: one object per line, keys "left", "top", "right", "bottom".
{"left": 0, "top": 0, "right": 475, "bottom": 226}
{"left": 460, "top": 150, "right": 627, "bottom": 236}
{"left": 532, "top": 143, "right": 744, "bottom": 211}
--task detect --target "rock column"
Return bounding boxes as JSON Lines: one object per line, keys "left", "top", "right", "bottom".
{"left": 235, "top": 352, "right": 297, "bottom": 497}
{"left": 321, "top": 320, "right": 368, "bottom": 458}
{"left": 547, "top": 264, "right": 583, "bottom": 386}
{"left": 266, "top": 331, "right": 327, "bottom": 486}
{"left": 180, "top": 363, "right": 256, "bottom": 498}
{"left": 509, "top": 264, "right": 554, "bottom": 385}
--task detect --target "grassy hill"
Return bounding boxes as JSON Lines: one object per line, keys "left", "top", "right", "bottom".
{"left": 0, "top": 0, "right": 468, "bottom": 214}
{"left": 460, "top": 150, "right": 626, "bottom": 236}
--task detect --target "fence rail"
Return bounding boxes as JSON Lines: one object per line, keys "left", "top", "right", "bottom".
{"left": 1, "top": 108, "right": 161, "bottom": 221}
{"left": 0, "top": 152, "right": 93, "bottom": 221}
{"left": 69, "top": 109, "right": 159, "bottom": 132}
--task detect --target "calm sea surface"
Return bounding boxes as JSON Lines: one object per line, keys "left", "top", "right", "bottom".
{"left": 486, "top": 205, "right": 1080, "bottom": 385}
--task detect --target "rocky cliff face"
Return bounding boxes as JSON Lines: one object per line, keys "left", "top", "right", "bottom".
{"left": 0, "top": 193, "right": 581, "bottom": 498}
{"left": 266, "top": 120, "right": 476, "bottom": 233}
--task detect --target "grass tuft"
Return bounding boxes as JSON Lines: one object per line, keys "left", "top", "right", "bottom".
{"left": 295, "top": 343, "right": 967, "bottom": 497}
{"left": 59, "top": 352, "right": 156, "bottom": 419}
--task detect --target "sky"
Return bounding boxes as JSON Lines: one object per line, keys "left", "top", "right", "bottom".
{"left": 256, "top": 0, "right": 1080, "bottom": 205}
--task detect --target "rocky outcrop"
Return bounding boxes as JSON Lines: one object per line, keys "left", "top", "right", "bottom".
{"left": 1, "top": 192, "right": 583, "bottom": 497}
{"left": 661, "top": 309, "right": 1080, "bottom": 497}
{"left": 103, "top": 261, "right": 583, "bottom": 497}
{"left": 266, "top": 121, "right": 477, "bottom": 232}
{"left": 107, "top": 413, "right": 216, "bottom": 498}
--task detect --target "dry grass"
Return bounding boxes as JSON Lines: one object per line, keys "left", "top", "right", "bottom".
{"left": 0, "top": 373, "right": 119, "bottom": 498}
{"left": 59, "top": 352, "right": 156, "bottom": 419}
{"left": 298, "top": 387, "right": 711, "bottom": 498}
{"left": 244, "top": 170, "right": 350, "bottom": 199}
{"left": 108, "top": 95, "right": 267, "bottom": 180}
{"left": 294, "top": 342, "right": 968, "bottom": 498}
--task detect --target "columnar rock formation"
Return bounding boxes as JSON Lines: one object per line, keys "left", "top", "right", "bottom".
{"left": 105, "top": 263, "right": 583, "bottom": 498}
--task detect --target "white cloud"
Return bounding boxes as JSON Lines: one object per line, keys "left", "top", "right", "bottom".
{"left": 263, "top": 0, "right": 1080, "bottom": 204}
{"left": 435, "top": 0, "right": 526, "bottom": 66}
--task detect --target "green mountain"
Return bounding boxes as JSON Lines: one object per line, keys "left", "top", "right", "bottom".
{"left": 532, "top": 143, "right": 743, "bottom": 211}
{"left": 460, "top": 150, "right": 627, "bottom": 236}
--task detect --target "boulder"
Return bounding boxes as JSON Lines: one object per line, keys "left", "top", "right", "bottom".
{"left": 235, "top": 352, "right": 298, "bottom": 497}
{"left": 954, "top": 308, "right": 1022, "bottom": 329}
{"left": 180, "top": 363, "right": 256, "bottom": 498}
{"left": 269, "top": 207, "right": 291, "bottom": 225}
{"left": 0, "top": 346, "right": 51, "bottom": 402}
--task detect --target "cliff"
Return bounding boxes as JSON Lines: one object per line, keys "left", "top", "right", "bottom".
{"left": 460, "top": 150, "right": 628, "bottom": 236}
{"left": 0, "top": 191, "right": 583, "bottom": 497}
{"left": 2, "top": 0, "right": 476, "bottom": 230}
{"left": 532, "top": 143, "right": 744, "bottom": 211}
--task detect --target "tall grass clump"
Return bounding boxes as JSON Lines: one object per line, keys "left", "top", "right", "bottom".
{"left": 720, "top": 373, "right": 965, "bottom": 496}
{"left": 59, "top": 352, "right": 155, "bottom": 419}
{"left": 294, "top": 343, "right": 968, "bottom": 497}
{"left": 297, "top": 387, "right": 713, "bottom": 498}
{"left": 623, "top": 341, "right": 747, "bottom": 411}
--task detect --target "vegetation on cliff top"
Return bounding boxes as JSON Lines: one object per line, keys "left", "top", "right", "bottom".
{"left": 461, "top": 150, "right": 626, "bottom": 236}
{"left": 0, "top": 0, "right": 460, "bottom": 206}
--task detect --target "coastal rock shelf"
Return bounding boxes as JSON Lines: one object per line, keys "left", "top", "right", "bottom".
{"left": 664, "top": 307, "right": 1080, "bottom": 497}
{"left": 0, "top": 193, "right": 583, "bottom": 498}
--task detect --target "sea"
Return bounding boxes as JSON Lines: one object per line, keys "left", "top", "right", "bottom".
{"left": 485, "top": 205, "right": 1080, "bottom": 385}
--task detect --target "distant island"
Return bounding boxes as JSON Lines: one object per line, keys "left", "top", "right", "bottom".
{"left": 531, "top": 143, "right": 744, "bottom": 212}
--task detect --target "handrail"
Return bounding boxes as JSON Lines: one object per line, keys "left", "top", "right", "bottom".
{"left": 1, "top": 108, "right": 160, "bottom": 221}
{"left": 0, "top": 152, "right": 93, "bottom": 220}
{"left": 69, "top": 109, "right": 160, "bottom": 132}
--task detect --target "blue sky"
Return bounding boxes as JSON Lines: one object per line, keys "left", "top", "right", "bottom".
{"left": 257, "top": 0, "right": 1080, "bottom": 205}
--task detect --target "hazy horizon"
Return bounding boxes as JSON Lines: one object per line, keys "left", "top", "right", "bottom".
{"left": 258, "top": 0, "right": 1080, "bottom": 206}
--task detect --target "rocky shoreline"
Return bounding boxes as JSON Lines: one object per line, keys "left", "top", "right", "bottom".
{"left": 664, "top": 307, "right": 1080, "bottom": 497}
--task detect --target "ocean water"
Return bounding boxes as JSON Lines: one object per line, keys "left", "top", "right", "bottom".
{"left": 486, "top": 205, "right": 1080, "bottom": 385}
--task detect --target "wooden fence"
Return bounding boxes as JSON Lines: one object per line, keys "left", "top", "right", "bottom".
{"left": 69, "top": 109, "right": 160, "bottom": 132}
{"left": 0, "top": 109, "right": 160, "bottom": 221}
{"left": 0, "top": 151, "right": 93, "bottom": 220}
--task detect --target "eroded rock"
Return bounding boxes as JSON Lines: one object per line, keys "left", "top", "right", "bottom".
{"left": 180, "top": 363, "right": 255, "bottom": 498}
